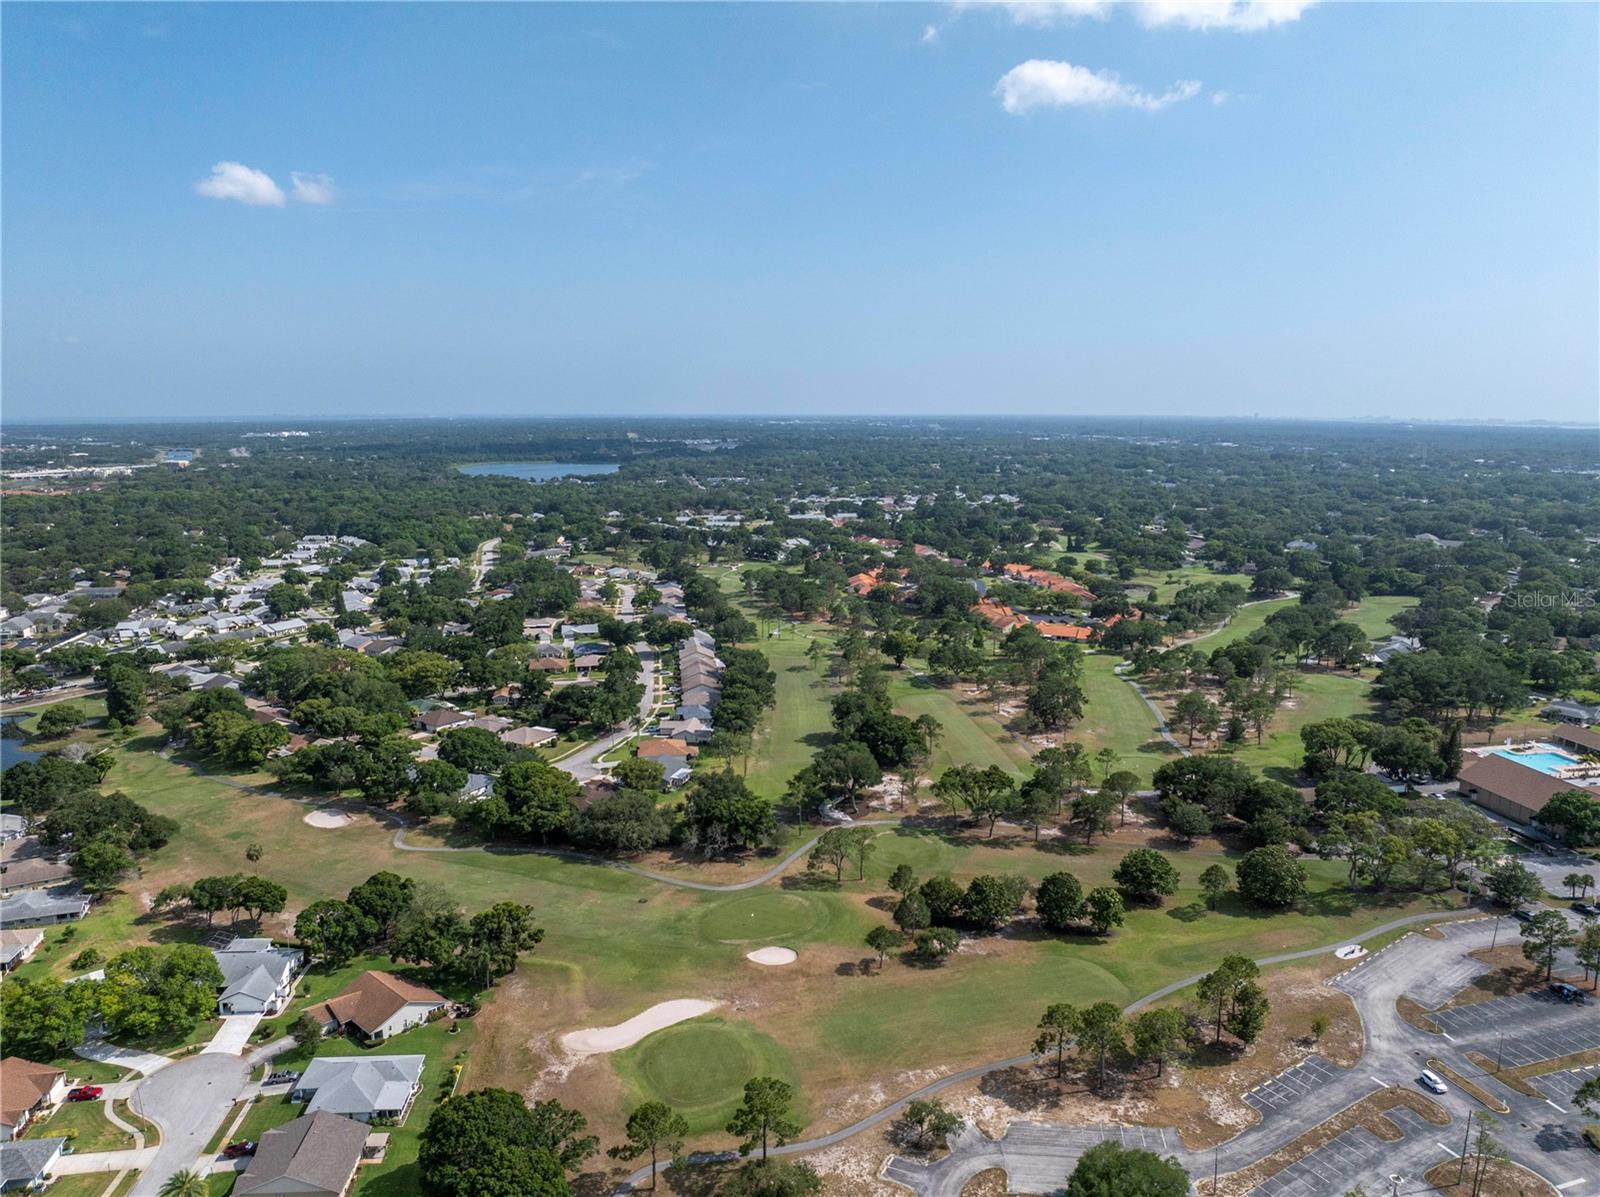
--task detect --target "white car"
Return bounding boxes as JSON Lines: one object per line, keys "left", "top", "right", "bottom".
{"left": 1418, "top": 1069, "right": 1448, "bottom": 1095}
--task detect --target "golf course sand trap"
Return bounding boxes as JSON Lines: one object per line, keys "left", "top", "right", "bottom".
{"left": 746, "top": 946, "right": 798, "bottom": 966}
{"left": 561, "top": 999, "right": 720, "bottom": 1056}
{"left": 303, "top": 808, "right": 353, "bottom": 829}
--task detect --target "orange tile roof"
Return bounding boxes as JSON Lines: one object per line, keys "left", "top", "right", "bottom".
{"left": 1034, "top": 622, "right": 1093, "bottom": 641}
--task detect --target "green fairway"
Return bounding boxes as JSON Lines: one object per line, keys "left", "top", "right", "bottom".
{"left": 886, "top": 673, "right": 1034, "bottom": 776}
{"left": 699, "top": 891, "right": 832, "bottom": 944}
{"left": 1126, "top": 566, "right": 1253, "bottom": 604}
{"left": 1184, "top": 597, "right": 1297, "bottom": 651}
{"left": 613, "top": 1017, "right": 799, "bottom": 1134}
{"left": 1341, "top": 595, "right": 1420, "bottom": 640}
{"left": 1075, "top": 653, "right": 1179, "bottom": 785}
{"left": 1219, "top": 670, "right": 1376, "bottom": 777}
{"left": 741, "top": 625, "right": 839, "bottom": 800}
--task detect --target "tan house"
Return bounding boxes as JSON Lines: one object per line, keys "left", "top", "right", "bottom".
{"left": 0, "top": 1058, "right": 66, "bottom": 1141}
{"left": 309, "top": 972, "right": 447, "bottom": 1044}
{"left": 0, "top": 929, "right": 44, "bottom": 974}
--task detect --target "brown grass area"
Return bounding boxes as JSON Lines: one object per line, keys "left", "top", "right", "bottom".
{"left": 937, "top": 959, "right": 1364, "bottom": 1151}
{"left": 1435, "top": 945, "right": 1581, "bottom": 1010}
{"left": 1396, "top": 995, "right": 1443, "bottom": 1033}
{"left": 959, "top": 1169, "right": 1014, "bottom": 1197}
{"left": 1198, "top": 1088, "right": 1449, "bottom": 1197}
{"left": 1425, "top": 1057, "right": 1509, "bottom": 1113}
{"left": 1425, "top": 1156, "right": 1559, "bottom": 1197}
{"left": 1465, "top": 1047, "right": 1600, "bottom": 1099}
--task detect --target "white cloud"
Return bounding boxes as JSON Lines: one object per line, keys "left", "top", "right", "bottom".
{"left": 965, "top": 0, "right": 1312, "bottom": 31}
{"left": 995, "top": 59, "right": 1201, "bottom": 114}
{"left": 194, "top": 161, "right": 285, "bottom": 206}
{"left": 290, "top": 172, "right": 338, "bottom": 205}
{"left": 922, "top": 23, "right": 942, "bottom": 43}
{"left": 1135, "top": 1, "right": 1315, "bottom": 31}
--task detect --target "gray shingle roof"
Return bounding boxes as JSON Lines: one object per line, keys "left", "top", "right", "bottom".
{"left": 236, "top": 1112, "right": 367, "bottom": 1196}
{"left": 0, "top": 1137, "right": 66, "bottom": 1186}
{"left": 294, "top": 1055, "right": 425, "bottom": 1118}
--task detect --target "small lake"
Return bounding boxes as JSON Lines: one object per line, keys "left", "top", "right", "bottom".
{"left": 0, "top": 716, "right": 40, "bottom": 772}
{"left": 457, "top": 462, "right": 620, "bottom": 482}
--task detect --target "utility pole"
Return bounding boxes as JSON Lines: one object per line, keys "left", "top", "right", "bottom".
{"left": 1495, "top": 1031, "right": 1505, "bottom": 1072}
{"left": 1457, "top": 1107, "right": 1473, "bottom": 1185}
{"left": 1489, "top": 912, "right": 1501, "bottom": 950}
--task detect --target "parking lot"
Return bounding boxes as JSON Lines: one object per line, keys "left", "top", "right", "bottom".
{"left": 1430, "top": 991, "right": 1600, "bottom": 1067}
{"left": 1246, "top": 1056, "right": 1348, "bottom": 1116}
{"left": 1534, "top": 1062, "right": 1600, "bottom": 1112}
{"left": 1249, "top": 1107, "right": 1448, "bottom": 1197}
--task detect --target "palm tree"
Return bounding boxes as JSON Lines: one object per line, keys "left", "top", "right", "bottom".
{"left": 159, "top": 1170, "right": 209, "bottom": 1197}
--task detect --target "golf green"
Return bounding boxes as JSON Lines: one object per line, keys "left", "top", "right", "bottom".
{"left": 699, "top": 892, "right": 824, "bottom": 944}
{"left": 615, "top": 1018, "right": 799, "bottom": 1132}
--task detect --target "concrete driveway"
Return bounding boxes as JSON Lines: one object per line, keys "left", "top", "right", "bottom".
{"left": 128, "top": 1051, "right": 251, "bottom": 1197}
{"left": 75, "top": 1040, "right": 171, "bottom": 1077}
{"left": 202, "top": 1013, "right": 263, "bottom": 1055}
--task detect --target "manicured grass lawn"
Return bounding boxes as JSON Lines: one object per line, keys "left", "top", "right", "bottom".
{"left": 1341, "top": 595, "right": 1419, "bottom": 641}
{"left": 612, "top": 1017, "right": 799, "bottom": 1135}
{"left": 24, "top": 1098, "right": 135, "bottom": 1153}
{"left": 1184, "top": 597, "right": 1297, "bottom": 651}
{"left": 1075, "top": 653, "right": 1179, "bottom": 785}
{"left": 741, "top": 625, "right": 840, "bottom": 800}
{"left": 1213, "top": 670, "right": 1377, "bottom": 780}
{"left": 1126, "top": 567, "right": 1253, "bottom": 605}
{"left": 42, "top": 1172, "right": 134, "bottom": 1197}
{"left": 885, "top": 673, "right": 1034, "bottom": 776}
{"left": 204, "top": 1175, "right": 237, "bottom": 1197}
{"left": 64, "top": 711, "right": 1466, "bottom": 1152}
{"left": 232, "top": 1092, "right": 304, "bottom": 1143}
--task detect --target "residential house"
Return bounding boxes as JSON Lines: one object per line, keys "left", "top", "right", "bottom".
{"left": 673, "top": 703, "right": 713, "bottom": 723}
{"left": 0, "top": 889, "right": 89, "bottom": 928}
{"left": 0, "top": 1137, "right": 65, "bottom": 1191}
{"left": 413, "top": 709, "right": 472, "bottom": 734}
{"left": 0, "top": 1059, "right": 65, "bottom": 1141}
{"left": 657, "top": 718, "right": 712, "bottom": 744}
{"left": 290, "top": 1056, "right": 426, "bottom": 1124}
{"left": 213, "top": 938, "right": 304, "bottom": 1016}
{"left": 528, "top": 657, "right": 568, "bottom": 674}
{"left": 499, "top": 726, "right": 557, "bottom": 749}
{"left": 972, "top": 599, "right": 1026, "bottom": 633}
{"left": 0, "top": 853, "right": 73, "bottom": 895}
{"left": 1032, "top": 621, "right": 1093, "bottom": 642}
{"left": 1368, "top": 634, "right": 1422, "bottom": 665}
{"left": 678, "top": 686, "right": 720, "bottom": 712}
{"left": 309, "top": 972, "right": 447, "bottom": 1044}
{"left": 0, "top": 930, "right": 44, "bottom": 974}
{"left": 1544, "top": 700, "right": 1600, "bottom": 726}
{"left": 465, "top": 715, "right": 513, "bottom": 734}
{"left": 459, "top": 773, "right": 494, "bottom": 801}
{"left": 636, "top": 738, "right": 700, "bottom": 777}
{"left": 235, "top": 1112, "right": 369, "bottom": 1197}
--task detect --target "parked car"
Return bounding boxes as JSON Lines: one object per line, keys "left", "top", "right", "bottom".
{"left": 1512, "top": 909, "right": 1537, "bottom": 923}
{"left": 221, "top": 1141, "right": 256, "bottom": 1159}
{"left": 264, "top": 1070, "right": 300, "bottom": 1086}
{"left": 66, "top": 1086, "right": 103, "bottom": 1102}
{"left": 1418, "top": 1070, "right": 1449, "bottom": 1095}
{"left": 1550, "top": 982, "right": 1588, "bottom": 1005}
{"left": 1572, "top": 902, "right": 1598, "bottom": 917}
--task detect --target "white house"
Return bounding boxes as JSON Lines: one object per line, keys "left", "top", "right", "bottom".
{"left": 212, "top": 938, "right": 304, "bottom": 1016}
{"left": 290, "top": 1056, "right": 425, "bottom": 1124}
{"left": 308, "top": 972, "right": 447, "bottom": 1044}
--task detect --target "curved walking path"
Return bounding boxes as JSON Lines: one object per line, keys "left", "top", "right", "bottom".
{"left": 613, "top": 906, "right": 1481, "bottom": 1192}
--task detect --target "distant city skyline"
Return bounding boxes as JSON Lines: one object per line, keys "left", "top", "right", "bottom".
{"left": 3, "top": 1, "right": 1596, "bottom": 422}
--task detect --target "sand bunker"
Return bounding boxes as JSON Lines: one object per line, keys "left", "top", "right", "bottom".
{"left": 560, "top": 999, "right": 720, "bottom": 1056}
{"left": 303, "top": 808, "right": 353, "bottom": 829}
{"left": 746, "top": 946, "right": 798, "bottom": 966}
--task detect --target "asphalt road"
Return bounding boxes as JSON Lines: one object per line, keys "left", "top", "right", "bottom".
{"left": 127, "top": 1052, "right": 251, "bottom": 1197}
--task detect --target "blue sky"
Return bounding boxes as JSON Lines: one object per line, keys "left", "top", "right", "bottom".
{"left": 4, "top": 1, "right": 1596, "bottom": 422}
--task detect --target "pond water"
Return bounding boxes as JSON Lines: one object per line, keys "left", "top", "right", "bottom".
{"left": 457, "top": 462, "right": 620, "bottom": 482}
{"left": 0, "top": 716, "right": 40, "bottom": 772}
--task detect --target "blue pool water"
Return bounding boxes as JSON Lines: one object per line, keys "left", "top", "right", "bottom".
{"left": 457, "top": 462, "right": 619, "bottom": 481}
{"left": 1491, "top": 749, "right": 1581, "bottom": 776}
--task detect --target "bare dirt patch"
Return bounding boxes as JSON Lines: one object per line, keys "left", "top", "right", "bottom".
{"left": 959, "top": 1168, "right": 1015, "bottom": 1197}
{"left": 1199, "top": 1088, "right": 1449, "bottom": 1197}
{"left": 1397, "top": 995, "right": 1443, "bottom": 1034}
{"left": 937, "top": 959, "right": 1364, "bottom": 1151}
{"left": 1425, "top": 1156, "right": 1559, "bottom": 1197}
{"left": 1437, "top": 945, "right": 1583, "bottom": 1010}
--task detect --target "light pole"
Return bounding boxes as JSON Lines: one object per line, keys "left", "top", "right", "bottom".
{"left": 1457, "top": 1107, "right": 1473, "bottom": 1185}
{"left": 1489, "top": 912, "right": 1501, "bottom": 950}
{"left": 1494, "top": 1031, "right": 1505, "bottom": 1072}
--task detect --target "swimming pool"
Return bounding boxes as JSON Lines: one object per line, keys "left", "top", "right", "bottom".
{"left": 1491, "top": 748, "right": 1582, "bottom": 776}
